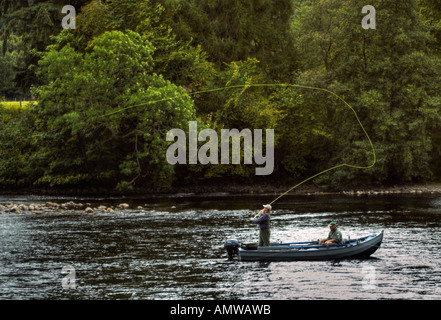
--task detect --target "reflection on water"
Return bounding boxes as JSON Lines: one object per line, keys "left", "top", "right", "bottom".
{"left": 0, "top": 194, "right": 440, "bottom": 299}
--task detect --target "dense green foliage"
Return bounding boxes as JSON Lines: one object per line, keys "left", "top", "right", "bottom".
{"left": 33, "top": 30, "right": 195, "bottom": 189}
{"left": 1, "top": 0, "right": 441, "bottom": 191}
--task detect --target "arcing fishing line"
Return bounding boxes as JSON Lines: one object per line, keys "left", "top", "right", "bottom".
{"left": 101, "top": 83, "right": 376, "bottom": 203}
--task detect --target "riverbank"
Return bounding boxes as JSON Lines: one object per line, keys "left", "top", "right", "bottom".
{"left": 0, "top": 201, "right": 137, "bottom": 214}
{"left": 1, "top": 182, "right": 441, "bottom": 215}
{"left": 2, "top": 182, "right": 441, "bottom": 197}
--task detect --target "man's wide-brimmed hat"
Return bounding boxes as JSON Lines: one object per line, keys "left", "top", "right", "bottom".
{"left": 263, "top": 204, "right": 272, "bottom": 210}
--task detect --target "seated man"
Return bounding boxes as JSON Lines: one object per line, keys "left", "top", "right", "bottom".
{"left": 319, "top": 222, "right": 342, "bottom": 245}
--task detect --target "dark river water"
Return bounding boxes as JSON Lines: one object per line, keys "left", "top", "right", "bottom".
{"left": 0, "top": 193, "right": 440, "bottom": 300}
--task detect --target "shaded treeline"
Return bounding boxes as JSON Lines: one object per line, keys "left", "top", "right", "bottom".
{"left": 1, "top": 0, "right": 441, "bottom": 192}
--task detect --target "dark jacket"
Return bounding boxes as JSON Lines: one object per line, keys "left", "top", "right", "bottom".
{"left": 252, "top": 213, "right": 270, "bottom": 230}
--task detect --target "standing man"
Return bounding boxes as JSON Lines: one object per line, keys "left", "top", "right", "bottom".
{"left": 251, "top": 204, "right": 271, "bottom": 246}
{"left": 319, "top": 221, "right": 343, "bottom": 245}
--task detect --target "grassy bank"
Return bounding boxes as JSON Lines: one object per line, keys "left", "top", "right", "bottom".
{"left": 0, "top": 101, "right": 35, "bottom": 109}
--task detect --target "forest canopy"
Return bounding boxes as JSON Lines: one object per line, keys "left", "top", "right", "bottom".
{"left": 1, "top": 0, "right": 441, "bottom": 192}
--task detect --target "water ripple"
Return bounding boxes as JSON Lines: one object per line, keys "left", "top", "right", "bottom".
{"left": 0, "top": 194, "right": 440, "bottom": 299}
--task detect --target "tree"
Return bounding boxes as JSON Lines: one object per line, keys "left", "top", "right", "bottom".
{"left": 33, "top": 30, "right": 196, "bottom": 189}
{"left": 0, "top": 104, "right": 37, "bottom": 187}
{"left": 0, "top": 0, "right": 89, "bottom": 98}
{"left": 293, "top": 0, "right": 441, "bottom": 186}
{"left": 419, "top": 0, "right": 441, "bottom": 178}
{"left": 419, "top": 0, "right": 441, "bottom": 55}
{"left": 159, "top": 0, "right": 299, "bottom": 82}
{"left": 0, "top": 39, "right": 16, "bottom": 98}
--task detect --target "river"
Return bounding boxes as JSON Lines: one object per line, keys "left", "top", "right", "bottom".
{"left": 0, "top": 193, "right": 440, "bottom": 300}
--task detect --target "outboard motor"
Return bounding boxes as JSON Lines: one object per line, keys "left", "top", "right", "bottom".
{"left": 224, "top": 239, "right": 240, "bottom": 260}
